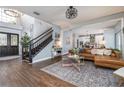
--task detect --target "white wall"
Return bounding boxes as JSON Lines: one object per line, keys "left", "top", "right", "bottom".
{"left": 20, "top": 14, "right": 34, "bottom": 38}
{"left": 115, "top": 21, "right": 121, "bottom": 33}
{"left": 33, "top": 19, "right": 52, "bottom": 39}
{"left": 62, "top": 31, "right": 73, "bottom": 54}
{"left": 121, "top": 18, "right": 124, "bottom": 59}
{"left": 114, "top": 21, "right": 122, "bottom": 50}
{"left": 104, "top": 28, "right": 115, "bottom": 49}
{"left": 103, "top": 21, "right": 122, "bottom": 49}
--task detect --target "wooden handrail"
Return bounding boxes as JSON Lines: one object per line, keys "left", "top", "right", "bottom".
{"left": 30, "top": 27, "right": 52, "bottom": 42}
{"left": 31, "top": 30, "right": 53, "bottom": 45}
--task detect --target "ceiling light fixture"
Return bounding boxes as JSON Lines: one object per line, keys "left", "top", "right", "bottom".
{"left": 4, "top": 9, "right": 22, "bottom": 17}
{"left": 65, "top": 6, "right": 78, "bottom": 19}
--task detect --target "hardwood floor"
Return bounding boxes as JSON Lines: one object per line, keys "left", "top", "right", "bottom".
{"left": 0, "top": 57, "right": 75, "bottom": 87}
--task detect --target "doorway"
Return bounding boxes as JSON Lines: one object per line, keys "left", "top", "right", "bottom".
{"left": 0, "top": 32, "right": 19, "bottom": 57}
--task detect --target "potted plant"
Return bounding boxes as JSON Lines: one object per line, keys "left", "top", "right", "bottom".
{"left": 69, "top": 48, "right": 79, "bottom": 55}
{"left": 21, "top": 32, "right": 30, "bottom": 59}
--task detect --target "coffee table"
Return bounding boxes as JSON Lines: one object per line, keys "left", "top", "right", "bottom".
{"left": 62, "top": 55, "right": 85, "bottom": 72}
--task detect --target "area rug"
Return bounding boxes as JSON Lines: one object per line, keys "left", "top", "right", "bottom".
{"left": 41, "top": 61, "right": 121, "bottom": 87}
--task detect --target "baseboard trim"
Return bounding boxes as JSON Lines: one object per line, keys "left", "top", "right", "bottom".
{"left": 33, "top": 52, "right": 68, "bottom": 63}
{"left": 62, "top": 52, "right": 68, "bottom": 55}
{"left": 33, "top": 57, "right": 52, "bottom": 63}
{"left": 0, "top": 55, "right": 20, "bottom": 61}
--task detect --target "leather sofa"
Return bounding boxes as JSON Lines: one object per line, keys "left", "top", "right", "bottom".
{"left": 94, "top": 56, "right": 124, "bottom": 69}
{"left": 79, "top": 48, "right": 124, "bottom": 69}
{"left": 79, "top": 48, "right": 95, "bottom": 61}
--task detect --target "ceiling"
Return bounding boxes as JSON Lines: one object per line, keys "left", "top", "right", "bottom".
{"left": 76, "top": 19, "right": 121, "bottom": 33}
{"left": 5, "top": 6, "right": 124, "bottom": 29}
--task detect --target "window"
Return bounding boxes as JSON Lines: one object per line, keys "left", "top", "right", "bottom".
{"left": 11, "top": 35, "right": 18, "bottom": 46}
{"left": 0, "top": 33, "right": 7, "bottom": 46}
{"left": 115, "top": 31, "right": 121, "bottom": 50}
{"left": 0, "top": 8, "right": 18, "bottom": 24}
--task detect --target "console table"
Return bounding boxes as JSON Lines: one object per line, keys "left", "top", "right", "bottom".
{"left": 51, "top": 47, "right": 62, "bottom": 59}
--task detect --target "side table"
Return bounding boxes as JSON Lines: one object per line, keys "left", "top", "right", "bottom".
{"left": 113, "top": 67, "right": 124, "bottom": 86}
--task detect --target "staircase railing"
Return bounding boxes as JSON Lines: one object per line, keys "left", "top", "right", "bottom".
{"left": 29, "top": 28, "right": 53, "bottom": 63}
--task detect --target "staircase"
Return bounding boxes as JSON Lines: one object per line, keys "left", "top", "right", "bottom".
{"left": 28, "top": 28, "right": 53, "bottom": 63}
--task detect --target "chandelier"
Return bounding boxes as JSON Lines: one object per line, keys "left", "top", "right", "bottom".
{"left": 4, "top": 9, "right": 22, "bottom": 17}
{"left": 65, "top": 6, "right": 78, "bottom": 19}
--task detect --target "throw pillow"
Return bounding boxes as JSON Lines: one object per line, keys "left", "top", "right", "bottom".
{"left": 111, "top": 53, "right": 116, "bottom": 57}
{"left": 96, "top": 49, "right": 105, "bottom": 56}
{"left": 85, "top": 49, "right": 91, "bottom": 53}
{"left": 91, "top": 49, "right": 97, "bottom": 55}
{"left": 104, "top": 49, "right": 112, "bottom": 56}
{"left": 79, "top": 48, "right": 84, "bottom": 53}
